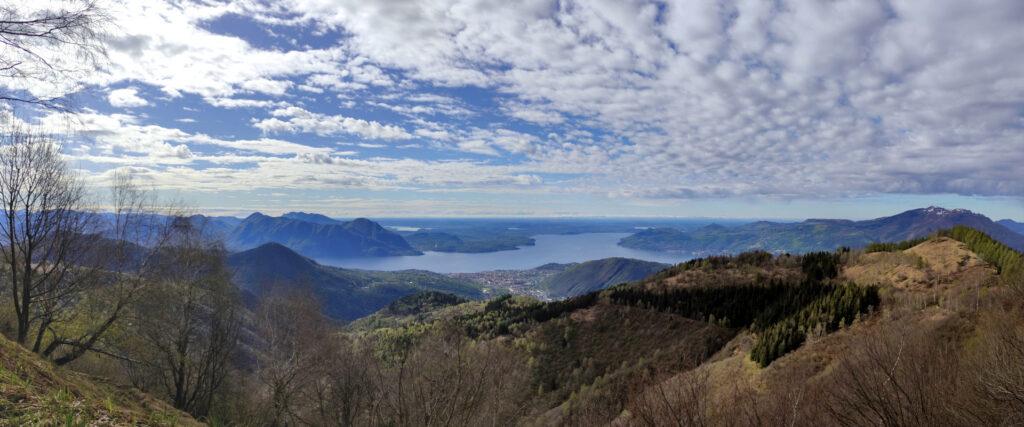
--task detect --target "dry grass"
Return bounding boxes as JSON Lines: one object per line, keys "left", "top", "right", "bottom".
{"left": 0, "top": 335, "right": 198, "bottom": 426}
{"left": 844, "top": 237, "right": 996, "bottom": 290}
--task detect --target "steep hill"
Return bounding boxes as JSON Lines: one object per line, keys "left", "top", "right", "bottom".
{"left": 228, "top": 213, "right": 421, "bottom": 258}
{"left": 0, "top": 334, "right": 197, "bottom": 425}
{"left": 620, "top": 206, "right": 1024, "bottom": 254}
{"left": 227, "top": 243, "right": 482, "bottom": 320}
{"left": 541, "top": 257, "right": 668, "bottom": 298}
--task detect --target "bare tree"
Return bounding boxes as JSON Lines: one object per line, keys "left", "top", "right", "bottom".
{"left": 626, "top": 368, "right": 714, "bottom": 427}
{"left": 251, "top": 288, "right": 337, "bottom": 425}
{"left": 371, "top": 322, "right": 531, "bottom": 426}
{"left": 0, "top": 123, "right": 185, "bottom": 365}
{"left": 310, "top": 336, "right": 376, "bottom": 427}
{"left": 122, "top": 220, "right": 242, "bottom": 418}
{"left": 0, "top": 123, "right": 96, "bottom": 349}
{"left": 41, "top": 171, "right": 185, "bottom": 365}
{"left": 0, "top": 0, "right": 109, "bottom": 111}
{"left": 824, "top": 326, "right": 961, "bottom": 427}
{"left": 965, "top": 308, "right": 1024, "bottom": 424}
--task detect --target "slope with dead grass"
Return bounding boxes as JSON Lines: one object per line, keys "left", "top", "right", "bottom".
{"left": 0, "top": 334, "right": 198, "bottom": 426}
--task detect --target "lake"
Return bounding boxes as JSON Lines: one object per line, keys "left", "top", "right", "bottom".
{"left": 317, "top": 233, "right": 692, "bottom": 273}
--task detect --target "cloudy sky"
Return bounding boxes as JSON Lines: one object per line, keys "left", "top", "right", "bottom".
{"left": 7, "top": 0, "right": 1024, "bottom": 219}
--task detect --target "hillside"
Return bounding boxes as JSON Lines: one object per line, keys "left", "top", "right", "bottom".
{"left": 541, "top": 257, "right": 668, "bottom": 298}
{"left": 0, "top": 334, "right": 198, "bottom": 426}
{"left": 606, "top": 233, "right": 1018, "bottom": 425}
{"left": 620, "top": 206, "right": 1024, "bottom": 254}
{"left": 339, "top": 227, "right": 1024, "bottom": 425}
{"left": 347, "top": 291, "right": 476, "bottom": 331}
{"left": 227, "top": 213, "right": 421, "bottom": 258}
{"left": 227, "top": 243, "right": 482, "bottom": 320}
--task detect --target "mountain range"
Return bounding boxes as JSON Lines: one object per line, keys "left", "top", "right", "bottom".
{"left": 620, "top": 207, "right": 1024, "bottom": 254}
{"left": 226, "top": 242, "right": 481, "bottom": 320}
{"left": 998, "top": 219, "right": 1024, "bottom": 236}
{"left": 226, "top": 212, "right": 421, "bottom": 258}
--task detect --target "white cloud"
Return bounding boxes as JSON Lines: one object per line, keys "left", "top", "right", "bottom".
{"left": 107, "top": 88, "right": 149, "bottom": 108}
{"left": 34, "top": 0, "right": 1022, "bottom": 209}
{"left": 203, "top": 97, "right": 290, "bottom": 109}
{"left": 253, "top": 106, "right": 412, "bottom": 140}
{"left": 263, "top": 0, "right": 1024, "bottom": 198}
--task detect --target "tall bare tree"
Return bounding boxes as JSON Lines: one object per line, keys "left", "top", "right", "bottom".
{"left": 251, "top": 289, "right": 338, "bottom": 425}
{"left": 123, "top": 220, "right": 242, "bottom": 418}
{"left": 0, "top": 123, "right": 95, "bottom": 349}
{"left": 42, "top": 171, "right": 185, "bottom": 365}
{"left": 0, "top": 0, "right": 109, "bottom": 111}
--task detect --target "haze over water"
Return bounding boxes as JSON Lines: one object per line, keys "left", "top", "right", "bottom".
{"left": 318, "top": 233, "right": 692, "bottom": 273}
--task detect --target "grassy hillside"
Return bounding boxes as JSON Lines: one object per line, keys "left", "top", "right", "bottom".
{"left": 0, "top": 334, "right": 197, "bottom": 426}
{"left": 541, "top": 257, "right": 668, "bottom": 298}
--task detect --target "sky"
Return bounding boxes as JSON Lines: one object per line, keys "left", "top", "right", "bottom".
{"left": 4, "top": 0, "right": 1023, "bottom": 220}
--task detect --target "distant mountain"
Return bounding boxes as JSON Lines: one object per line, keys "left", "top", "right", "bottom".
{"left": 403, "top": 230, "right": 534, "bottom": 253}
{"left": 998, "top": 219, "right": 1024, "bottom": 236}
{"left": 620, "top": 207, "right": 1024, "bottom": 254}
{"left": 404, "top": 231, "right": 466, "bottom": 251}
{"left": 188, "top": 214, "right": 243, "bottom": 239}
{"left": 542, "top": 257, "right": 668, "bottom": 298}
{"left": 227, "top": 213, "right": 421, "bottom": 258}
{"left": 227, "top": 243, "right": 482, "bottom": 320}
{"left": 281, "top": 211, "right": 342, "bottom": 225}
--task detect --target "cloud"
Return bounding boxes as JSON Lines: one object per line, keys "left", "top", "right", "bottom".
{"left": 253, "top": 106, "right": 412, "bottom": 140}
{"left": 40, "top": 112, "right": 335, "bottom": 166}
{"left": 107, "top": 88, "right": 149, "bottom": 108}
{"left": 46, "top": 0, "right": 1024, "bottom": 215}
{"left": 263, "top": 0, "right": 1024, "bottom": 198}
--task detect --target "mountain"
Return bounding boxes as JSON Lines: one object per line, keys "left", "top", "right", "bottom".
{"left": 227, "top": 213, "right": 421, "bottom": 258}
{"left": 620, "top": 206, "right": 1024, "bottom": 254}
{"left": 281, "top": 211, "right": 342, "bottom": 224}
{"left": 227, "top": 243, "right": 482, "bottom": 320}
{"left": 541, "top": 257, "right": 668, "bottom": 298}
{"left": 402, "top": 230, "right": 535, "bottom": 253}
{"left": 188, "top": 214, "right": 242, "bottom": 239}
{"left": 998, "top": 219, "right": 1024, "bottom": 236}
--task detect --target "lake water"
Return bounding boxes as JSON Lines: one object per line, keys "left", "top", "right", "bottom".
{"left": 317, "top": 233, "right": 692, "bottom": 273}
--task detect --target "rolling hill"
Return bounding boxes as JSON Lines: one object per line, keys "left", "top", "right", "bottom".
{"left": 620, "top": 206, "right": 1024, "bottom": 254}
{"left": 227, "top": 242, "right": 482, "bottom": 320}
{"left": 541, "top": 257, "right": 668, "bottom": 298}
{"left": 227, "top": 212, "right": 421, "bottom": 259}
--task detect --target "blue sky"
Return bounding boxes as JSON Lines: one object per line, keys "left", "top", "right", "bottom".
{"left": 6, "top": 0, "right": 1023, "bottom": 220}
